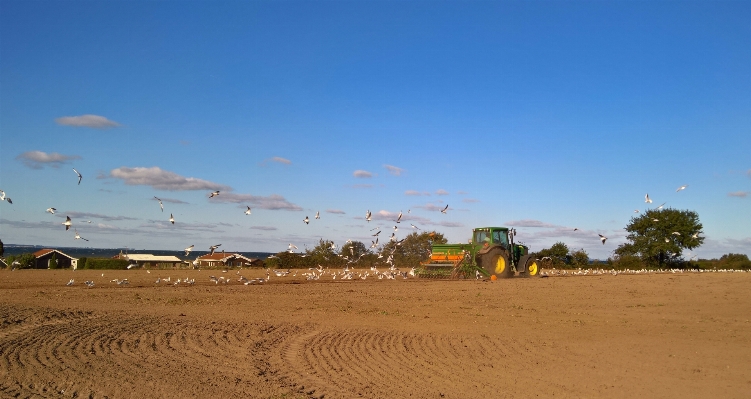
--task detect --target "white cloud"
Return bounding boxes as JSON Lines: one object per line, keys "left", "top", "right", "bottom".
{"left": 457, "top": 190, "right": 468, "bottom": 195}
{"left": 415, "top": 203, "right": 446, "bottom": 212}
{"left": 351, "top": 184, "right": 373, "bottom": 189}
{"left": 326, "top": 209, "right": 346, "bottom": 214}
{"left": 728, "top": 191, "right": 748, "bottom": 198}
{"left": 405, "top": 190, "right": 430, "bottom": 196}
{"left": 747, "top": 169, "right": 751, "bottom": 178}
{"left": 272, "top": 156, "right": 291, "bottom": 165}
{"left": 208, "top": 192, "right": 302, "bottom": 211}
{"left": 504, "top": 219, "right": 563, "bottom": 228}
{"left": 55, "top": 114, "right": 120, "bottom": 129}
{"left": 109, "top": 166, "right": 230, "bottom": 191}
{"left": 62, "top": 211, "right": 138, "bottom": 221}
{"left": 154, "top": 197, "right": 189, "bottom": 204}
{"left": 383, "top": 164, "right": 404, "bottom": 176}
{"left": 251, "top": 226, "right": 278, "bottom": 231}
{"left": 462, "top": 198, "right": 480, "bottom": 203}
{"left": 16, "top": 151, "right": 81, "bottom": 169}
{"left": 353, "top": 170, "right": 373, "bottom": 178}
{"left": 435, "top": 189, "right": 449, "bottom": 196}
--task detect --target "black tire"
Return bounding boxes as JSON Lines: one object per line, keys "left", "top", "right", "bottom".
{"left": 481, "top": 248, "right": 513, "bottom": 279}
{"left": 521, "top": 258, "right": 542, "bottom": 278}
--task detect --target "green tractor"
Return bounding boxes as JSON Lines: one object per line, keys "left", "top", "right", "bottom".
{"left": 420, "top": 227, "right": 542, "bottom": 279}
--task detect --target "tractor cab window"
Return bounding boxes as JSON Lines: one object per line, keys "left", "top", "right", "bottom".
{"left": 474, "top": 231, "right": 488, "bottom": 244}
{"left": 492, "top": 230, "right": 509, "bottom": 247}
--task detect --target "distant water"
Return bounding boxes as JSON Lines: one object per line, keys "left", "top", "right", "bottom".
{"left": 2, "top": 244, "right": 273, "bottom": 261}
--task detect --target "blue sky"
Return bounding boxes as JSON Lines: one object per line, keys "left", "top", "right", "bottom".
{"left": 1, "top": 1, "right": 749, "bottom": 259}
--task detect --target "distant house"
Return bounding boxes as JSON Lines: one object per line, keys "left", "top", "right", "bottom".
{"left": 115, "top": 253, "right": 184, "bottom": 268}
{"left": 32, "top": 249, "right": 78, "bottom": 269}
{"left": 196, "top": 252, "right": 264, "bottom": 268}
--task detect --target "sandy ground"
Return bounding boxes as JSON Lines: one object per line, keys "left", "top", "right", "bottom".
{"left": 0, "top": 268, "right": 749, "bottom": 399}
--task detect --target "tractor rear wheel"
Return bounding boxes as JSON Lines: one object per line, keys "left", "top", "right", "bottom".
{"left": 521, "top": 258, "right": 541, "bottom": 278}
{"left": 482, "top": 248, "right": 513, "bottom": 279}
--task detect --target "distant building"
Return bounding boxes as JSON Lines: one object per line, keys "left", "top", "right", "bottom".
{"left": 114, "top": 253, "right": 184, "bottom": 268}
{"left": 32, "top": 249, "right": 78, "bottom": 269}
{"left": 195, "top": 253, "right": 264, "bottom": 268}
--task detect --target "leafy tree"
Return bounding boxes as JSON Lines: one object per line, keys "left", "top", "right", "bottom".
{"left": 717, "top": 253, "right": 751, "bottom": 270}
{"left": 379, "top": 231, "right": 447, "bottom": 268}
{"left": 340, "top": 241, "right": 369, "bottom": 262}
{"left": 49, "top": 253, "right": 58, "bottom": 269}
{"left": 535, "top": 242, "right": 570, "bottom": 268}
{"left": 6, "top": 253, "right": 35, "bottom": 269}
{"left": 570, "top": 248, "right": 589, "bottom": 267}
{"left": 615, "top": 208, "right": 704, "bottom": 267}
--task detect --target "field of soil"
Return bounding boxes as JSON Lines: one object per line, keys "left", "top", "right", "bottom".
{"left": 1, "top": 268, "right": 749, "bottom": 399}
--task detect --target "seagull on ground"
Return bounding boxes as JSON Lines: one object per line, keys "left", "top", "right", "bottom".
{"left": 74, "top": 230, "right": 89, "bottom": 241}
{"left": 154, "top": 196, "right": 163, "bottom": 212}
{"left": 63, "top": 216, "right": 72, "bottom": 230}
{"left": 209, "top": 191, "right": 220, "bottom": 198}
{"left": 169, "top": 213, "right": 175, "bottom": 224}
{"left": 645, "top": 193, "right": 652, "bottom": 203}
{"left": 47, "top": 207, "right": 56, "bottom": 214}
{"left": 184, "top": 245, "right": 194, "bottom": 256}
{"left": 66, "top": 279, "right": 74, "bottom": 286}
{"left": 209, "top": 244, "right": 221, "bottom": 255}
{"left": 303, "top": 216, "right": 309, "bottom": 224}
{"left": 676, "top": 185, "right": 688, "bottom": 192}
{"left": 598, "top": 234, "right": 607, "bottom": 245}
{"left": 73, "top": 168, "right": 82, "bottom": 185}
{"left": 315, "top": 211, "right": 320, "bottom": 219}
{"left": 441, "top": 204, "right": 449, "bottom": 214}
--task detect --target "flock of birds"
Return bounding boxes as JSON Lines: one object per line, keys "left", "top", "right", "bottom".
{"left": 542, "top": 267, "right": 748, "bottom": 276}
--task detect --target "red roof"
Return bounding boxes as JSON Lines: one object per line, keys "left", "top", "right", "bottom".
{"left": 33, "top": 249, "right": 55, "bottom": 257}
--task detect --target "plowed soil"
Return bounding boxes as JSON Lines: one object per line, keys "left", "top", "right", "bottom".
{"left": 1, "top": 269, "right": 749, "bottom": 399}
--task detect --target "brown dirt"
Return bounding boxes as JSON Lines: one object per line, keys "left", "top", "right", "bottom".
{"left": 1, "top": 269, "right": 749, "bottom": 399}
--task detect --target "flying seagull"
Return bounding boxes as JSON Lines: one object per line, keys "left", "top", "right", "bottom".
{"left": 598, "top": 234, "right": 607, "bottom": 245}
{"left": 73, "top": 168, "right": 82, "bottom": 185}
{"left": 315, "top": 211, "right": 320, "bottom": 219}
{"left": 63, "top": 216, "right": 72, "bottom": 230}
{"left": 209, "top": 244, "right": 221, "bottom": 255}
{"left": 184, "top": 245, "right": 194, "bottom": 256}
{"left": 676, "top": 185, "right": 688, "bottom": 192}
{"left": 657, "top": 202, "right": 666, "bottom": 210}
{"left": 154, "top": 196, "right": 163, "bottom": 212}
{"left": 209, "top": 191, "right": 220, "bottom": 198}
{"left": 411, "top": 224, "right": 420, "bottom": 230}
{"left": 288, "top": 243, "right": 298, "bottom": 253}
{"left": 303, "top": 216, "right": 309, "bottom": 224}
{"left": 245, "top": 206, "right": 251, "bottom": 215}
{"left": 634, "top": 210, "right": 640, "bottom": 213}
{"left": 74, "top": 230, "right": 89, "bottom": 241}
{"left": 169, "top": 213, "right": 174, "bottom": 224}
{"left": 372, "top": 230, "right": 381, "bottom": 237}
{"left": 441, "top": 204, "right": 449, "bottom": 214}
{"left": 393, "top": 225, "right": 398, "bottom": 232}
{"left": 672, "top": 231, "right": 681, "bottom": 236}
{"left": 691, "top": 232, "right": 699, "bottom": 239}
{"left": 396, "top": 211, "right": 402, "bottom": 223}
{"left": 664, "top": 237, "right": 670, "bottom": 243}
{"left": 645, "top": 193, "right": 652, "bottom": 203}
{"left": 47, "top": 207, "right": 56, "bottom": 214}
{"left": 573, "top": 228, "right": 579, "bottom": 231}
{"left": 0, "top": 190, "right": 5, "bottom": 201}
{"left": 366, "top": 210, "right": 372, "bottom": 222}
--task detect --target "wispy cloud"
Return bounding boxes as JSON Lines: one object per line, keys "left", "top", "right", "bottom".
{"left": 152, "top": 196, "right": 189, "bottom": 204}
{"left": 109, "top": 166, "right": 230, "bottom": 191}
{"left": 61, "top": 211, "right": 138, "bottom": 221}
{"left": 55, "top": 114, "right": 120, "bottom": 129}
{"left": 747, "top": 169, "right": 751, "bottom": 178}
{"left": 462, "top": 198, "right": 480, "bottom": 203}
{"left": 504, "top": 219, "right": 563, "bottom": 228}
{"left": 350, "top": 184, "right": 373, "bottom": 189}
{"left": 728, "top": 191, "right": 748, "bottom": 198}
{"left": 272, "top": 156, "right": 291, "bottom": 165}
{"left": 405, "top": 190, "right": 430, "bottom": 196}
{"left": 208, "top": 192, "right": 302, "bottom": 211}
{"left": 16, "top": 151, "right": 81, "bottom": 169}
{"left": 353, "top": 170, "right": 373, "bottom": 178}
{"left": 457, "top": 190, "right": 468, "bottom": 195}
{"left": 250, "top": 226, "right": 278, "bottom": 231}
{"left": 383, "top": 164, "right": 404, "bottom": 176}
{"left": 415, "top": 202, "right": 446, "bottom": 212}
{"left": 435, "top": 189, "right": 449, "bottom": 196}
{"left": 326, "top": 209, "right": 346, "bottom": 214}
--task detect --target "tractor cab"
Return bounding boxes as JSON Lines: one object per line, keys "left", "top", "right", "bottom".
{"left": 473, "top": 227, "right": 510, "bottom": 249}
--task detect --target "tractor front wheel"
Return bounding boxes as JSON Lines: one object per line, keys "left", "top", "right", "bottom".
{"left": 482, "top": 249, "right": 513, "bottom": 279}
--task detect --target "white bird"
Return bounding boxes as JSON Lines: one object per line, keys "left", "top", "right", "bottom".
{"left": 66, "top": 279, "right": 74, "bottom": 286}
{"left": 372, "top": 230, "right": 381, "bottom": 237}
{"left": 366, "top": 210, "right": 372, "bottom": 222}
{"left": 396, "top": 211, "right": 402, "bottom": 223}
{"left": 676, "top": 185, "right": 688, "bottom": 192}
{"left": 672, "top": 231, "right": 681, "bottom": 236}
{"left": 657, "top": 202, "right": 666, "bottom": 210}
{"left": 664, "top": 237, "right": 670, "bottom": 243}
{"left": 209, "top": 244, "right": 221, "bottom": 255}
{"left": 288, "top": 243, "right": 298, "bottom": 252}
{"left": 441, "top": 204, "right": 449, "bottom": 214}
{"left": 245, "top": 206, "right": 252, "bottom": 215}
{"left": 169, "top": 213, "right": 175, "bottom": 224}
{"left": 73, "top": 168, "right": 82, "bottom": 185}
{"left": 645, "top": 193, "right": 652, "bottom": 203}
{"left": 393, "top": 225, "right": 398, "bottom": 232}
{"left": 47, "top": 207, "right": 56, "bottom": 214}
{"left": 63, "top": 216, "right": 72, "bottom": 231}
{"left": 691, "top": 232, "right": 699, "bottom": 239}
{"left": 74, "top": 230, "right": 89, "bottom": 241}
{"left": 598, "top": 234, "right": 607, "bottom": 245}
{"left": 652, "top": 218, "right": 659, "bottom": 222}
{"left": 0, "top": 190, "right": 4, "bottom": 201}
{"left": 154, "top": 196, "right": 163, "bottom": 212}
{"left": 209, "top": 191, "right": 220, "bottom": 198}
{"left": 184, "top": 245, "right": 194, "bottom": 256}
{"left": 411, "top": 224, "right": 420, "bottom": 230}
{"left": 634, "top": 209, "right": 640, "bottom": 213}
{"left": 303, "top": 216, "right": 309, "bottom": 224}
{"left": 315, "top": 211, "right": 320, "bottom": 219}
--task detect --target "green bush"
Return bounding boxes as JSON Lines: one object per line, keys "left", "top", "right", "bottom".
{"left": 49, "top": 253, "right": 59, "bottom": 269}
{"left": 83, "top": 258, "right": 130, "bottom": 270}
